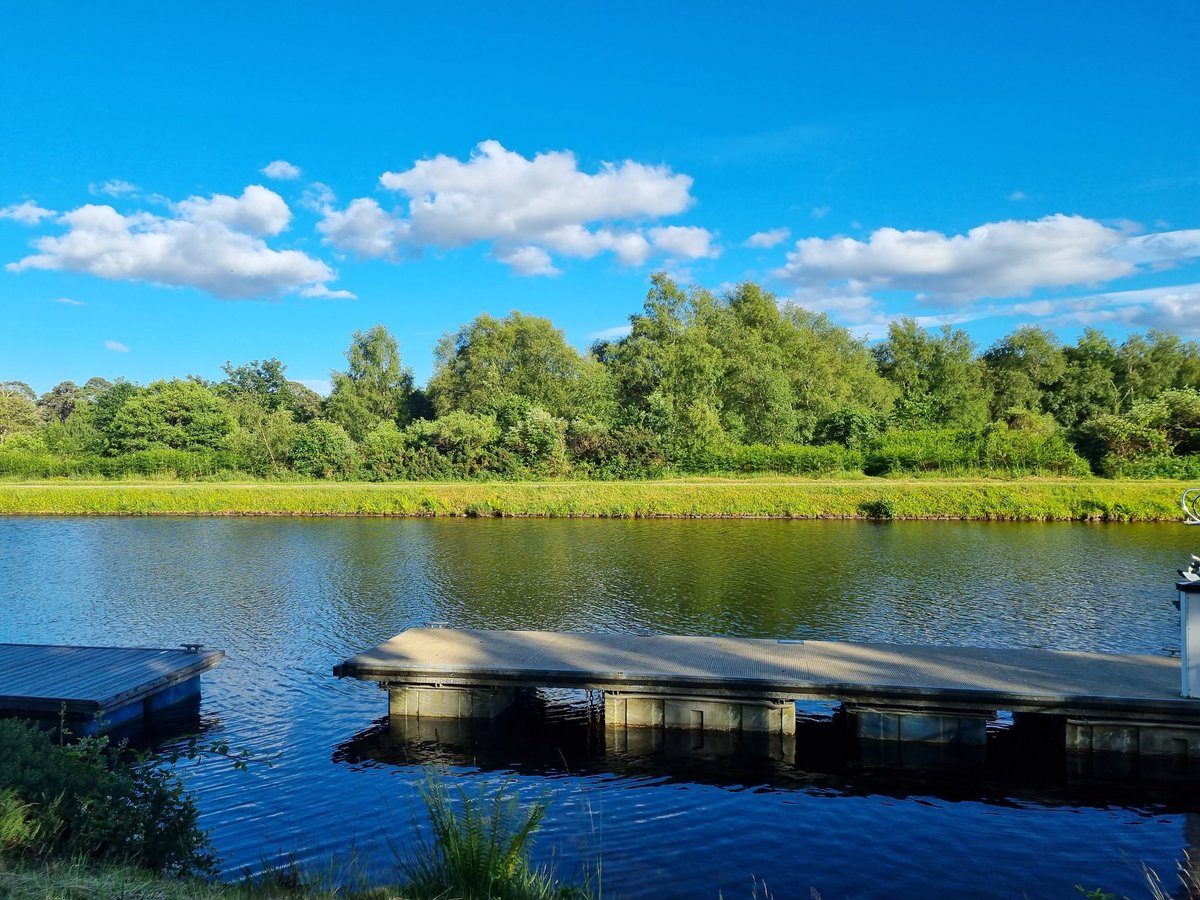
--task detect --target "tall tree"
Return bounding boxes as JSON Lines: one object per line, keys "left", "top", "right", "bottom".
{"left": 874, "top": 318, "right": 988, "bottom": 428}
{"left": 428, "top": 311, "right": 609, "bottom": 421}
{"left": 0, "top": 382, "right": 41, "bottom": 442}
{"left": 36, "top": 381, "right": 81, "bottom": 424}
{"left": 1046, "top": 329, "right": 1120, "bottom": 430}
{"left": 324, "top": 324, "right": 414, "bottom": 441}
{"left": 605, "top": 275, "right": 726, "bottom": 455}
{"left": 981, "top": 326, "right": 1066, "bottom": 420}
{"left": 219, "top": 359, "right": 296, "bottom": 413}
{"left": 709, "top": 283, "right": 894, "bottom": 443}
{"left": 1116, "top": 330, "right": 1200, "bottom": 406}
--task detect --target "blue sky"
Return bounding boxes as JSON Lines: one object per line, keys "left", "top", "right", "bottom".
{"left": 3, "top": 2, "right": 1198, "bottom": 395}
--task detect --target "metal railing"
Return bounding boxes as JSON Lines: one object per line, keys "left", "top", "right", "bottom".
{"left": 1184, "top": 488, "right": 1200, "bottom": 525}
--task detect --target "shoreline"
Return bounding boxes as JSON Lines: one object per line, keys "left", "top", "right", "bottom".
{"left": 0, "top": 478, "right": 1190, "bottom": 521}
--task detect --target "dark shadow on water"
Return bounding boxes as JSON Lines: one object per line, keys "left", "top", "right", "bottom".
{"left": 331, "top": 690, "right": 1200, "bottom": 814}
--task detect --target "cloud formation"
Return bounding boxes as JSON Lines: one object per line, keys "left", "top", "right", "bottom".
{"left": 776, "top": 214, "right": 1200, "bottom": 306}
{"left": 89, "top": 180, "right": 139, "bottom": 198}
{"left": 262, "top": 160, "right": 302, "bottom": 180}
{"left": 744, "top": 227, "right": 790, "bottom": 249}
{"left": 300, "top": 284, "right": 356, "bottom": 299}
{"left": 0, "top": 201, "right": 57, "bottom": 225}
{"left": 318, "top": 140, "right": 715, "bottom": 275}
{"left": 8, "top": 185, "right": 343, "bottom": 300}
{"left": 50, "top": 297, "right": 84, "bottom": 306}
{"left": 1012, "top": 283, "right": 1200, "bottom": 338}
{"left": 104, "top": 340, "right": 129, "bottom": 352}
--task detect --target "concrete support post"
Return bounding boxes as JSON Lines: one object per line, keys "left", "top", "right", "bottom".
{"left": 848, "top": 706, "right": 990, "bottom": 745}
{"left": 388, "top": 685, "right": 516, "bottom": 719}
{"left": 1067, "top": 718, "right": 1200, "bottom": 779}
{"left": 1067, "top": 718, "right": 1200, "bottom": 757}
{"left": 603, "top": 692, "right": 796, "bottom": 735}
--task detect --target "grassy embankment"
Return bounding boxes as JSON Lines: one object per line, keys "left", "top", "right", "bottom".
{"left": 0, "top": 477, "right": 1191, "bottom": 520}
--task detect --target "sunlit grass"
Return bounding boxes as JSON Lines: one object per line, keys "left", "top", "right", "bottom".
{"left": 0, "top": 477, "right": 1188, "bottom": 520}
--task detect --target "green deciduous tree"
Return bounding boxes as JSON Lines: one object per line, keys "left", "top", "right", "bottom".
{"left": 109, "top": 380, "right": 236, "bottom": 453}
{"left": 0, "top": 382, "right": 42, "bottom": 442}
{"left": 324, "top": 324, "right": 414, "bottom": 441}
{"left": 1116, "top": 330, "right": 1200, "bottom": 406}
{"left": 429, "top": 311, "right": 612, "bottom": 423}
{"left": 604, "top": 277, "right": 895, "bottom": 456}
{"left": 981, "top": 326, "right": 1066, "bottom": 420}
{"left": 220, "top": 359, "right": 294, "bottom": 412}
{"left": 874, "top": 318, "right": 988, "bottom": 428}
{"left": 1046, "top": 329, "right": 1121, "bottom": 430}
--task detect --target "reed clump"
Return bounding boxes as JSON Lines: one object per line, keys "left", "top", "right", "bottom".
{"left": 399, "top": 774, "right": 593, "bottom": 900}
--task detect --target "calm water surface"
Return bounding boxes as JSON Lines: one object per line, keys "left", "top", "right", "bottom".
{"left": 1, "top": 517, "right": 1197, "bottom": 898}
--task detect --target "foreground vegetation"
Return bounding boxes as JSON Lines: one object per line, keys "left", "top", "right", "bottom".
{"left": 0, "top": 720, "right": 591, "bottom": 899}
{"left": 0, "top": 477, "right": 1189, "bottom": 521}
{"left": 4, "top": 276, "right": 1200, "bottom": 485}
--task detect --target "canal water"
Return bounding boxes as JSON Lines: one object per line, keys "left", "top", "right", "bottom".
{"left": 1, "top": 516, "right": 1197, "bottom": 898}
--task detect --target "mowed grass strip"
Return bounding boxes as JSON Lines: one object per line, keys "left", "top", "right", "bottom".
{"left": 0, "top": 479, "right": 1189, "bottom": 520}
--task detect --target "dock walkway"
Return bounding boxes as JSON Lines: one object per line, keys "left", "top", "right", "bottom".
{"left": 0, "top": 643, "right": 224, "bottom": 733}
{"left": 335, "top": 627, "right": 1192, "bottom": 719}
{"left": 336, "top": 628, "right": 1200, "bottom": 754}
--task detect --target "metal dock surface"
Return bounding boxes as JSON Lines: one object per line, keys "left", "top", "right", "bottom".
{"left": 335, "top": 627, "right": 1197, "bottom": 720}
{"left": 0, "top": 643, "right": 224, "bottom": 730}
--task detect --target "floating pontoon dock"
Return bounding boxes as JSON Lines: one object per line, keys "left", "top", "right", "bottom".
{"left": 335, "top": 627, "right": 1200, "bottom": 758}
{"left": 0, "top": 643, "right": 224, "bottom": 734}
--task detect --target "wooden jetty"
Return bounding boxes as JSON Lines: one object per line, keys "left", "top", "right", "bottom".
{"left": 335, "top": 627, "right": 1200, "bottom": 761}
{"left": 0, "top": 643, "right": 224, "bottom": 734}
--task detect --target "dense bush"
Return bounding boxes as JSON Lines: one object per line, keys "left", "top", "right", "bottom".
{"left": 864, "top": 425, "right": 1091, "bottom": 477}
{"left": 0, "top": 720, "right": 215, "bottom": 876}
{"left": 0, "top": 449, "right": 245, "bottom": 480}
{"left": 1098, "top": 454, "right": 1200, "bottom": 480}
{"left": 100, "top": 449, "right": 243, "bottom": 479}
{"left": 290, "top": 420, "right": 357, "bottom": 479}
{"left": 686, "top": 442, "right": 864, "bottom": 476}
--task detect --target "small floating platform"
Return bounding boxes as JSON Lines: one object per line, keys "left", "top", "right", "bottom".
{"left": 0, "top": 643, "right": 224, "bottom": 734}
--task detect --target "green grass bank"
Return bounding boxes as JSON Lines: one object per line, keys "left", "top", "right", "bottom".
{"left": 0, "top": 478, "right": 1190, "bottom": 521}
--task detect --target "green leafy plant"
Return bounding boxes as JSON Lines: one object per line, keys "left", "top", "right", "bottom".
{"left": 0, "top": 719, "right": 216, "bottom": 877}
{"left": 400, "top": 772, "right": 591, "bottom": 900}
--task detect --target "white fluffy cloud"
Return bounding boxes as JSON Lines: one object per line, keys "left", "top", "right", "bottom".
{"left": 175, "top": 184, "right": 292, "bottom": 236}
{"left": 744, "top": 227, "right": 790, "bottom": 249}
{"left": 493, "top": 245, "right": 558, "bottom": 276}
{"left": 104, "top": 340, "right": 129, "bottom": 352}
{"left": 0, "top": 200, "right": 57, "bottom": 225}
{"left": 649, "top": 225, "right": 720, "bottom": 260}
{"left": 318, "top": 197, "right": 410, "bottom": 258}
{"left": 51, "top": 296, "right": 84, "bottom": 306}
{"left": 8, "top": 185, "right": 344, "bottom": 300}
{"left": 262, "top": 160, "right": 302, "bottom": 180}
{"left": 318, "top": 140, "right": 715, "bottom": 275}
{"left": 775, "top": 214, "right": 1200, "bottom": 306}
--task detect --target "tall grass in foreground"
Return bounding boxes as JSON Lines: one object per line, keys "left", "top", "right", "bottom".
{"left": 1144, "top": 851, "right": 1200, "bottom": 899}
{"left": 399, "top": 774, "right": 594, "bottom": 900}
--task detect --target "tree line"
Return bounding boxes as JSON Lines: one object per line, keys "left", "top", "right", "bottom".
{"left": 3, "top": 274, "right": 1199, "bottom": 480}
